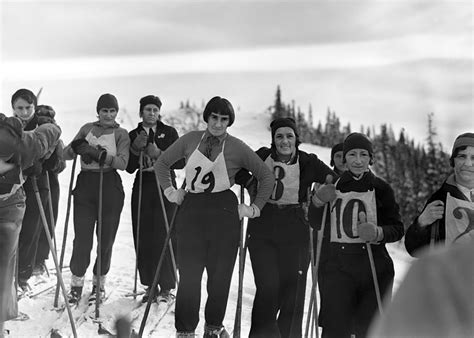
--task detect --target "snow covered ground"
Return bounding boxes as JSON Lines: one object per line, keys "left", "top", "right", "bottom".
{"left": 5, "top": 107, "right": 414, "bottom": 337}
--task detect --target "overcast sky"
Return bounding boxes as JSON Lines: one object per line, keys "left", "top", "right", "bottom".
{"left": 1, "top": 0, "right": 472, "bottom": 147}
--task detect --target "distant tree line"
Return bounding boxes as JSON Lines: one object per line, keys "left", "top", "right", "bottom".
{"left": 270, "top": 85, "right": 452, "bottom": 229}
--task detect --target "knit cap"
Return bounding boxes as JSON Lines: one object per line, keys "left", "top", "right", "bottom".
{"left": 139, "top": 95, "right": 162, "bottom": 112}
{"left": 343, "top": 132, "right": 373, "bottom": 158}
{"left": 203, "top": 96, "right": 235, "bottom": 127}
{"left": 270, "top": 117, "right": 298, "bottom": 139}
{"left": 450, "top": 132, "right": 474, "bottom": 164}
{"left": 96, "top": 93, "right": 119, "bottom": 113}
{"left": 330, "top": 142, "right": 344, "bottom": 166}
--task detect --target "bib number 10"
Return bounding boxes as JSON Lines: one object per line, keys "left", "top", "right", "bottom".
{"left": 332, "top": 198, "right": 367, "bottom": 239}
{"left": 191, "top": 166, "right": 215, "bottom": 192}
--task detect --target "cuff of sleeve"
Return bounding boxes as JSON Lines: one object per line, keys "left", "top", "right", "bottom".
{"left": 104, "top": 154, "right": 113, "bottom": 166}
{"left": 312, "top": 194, "right": 325, "bottom": 207}
{"left": 375, "top": 227, "right": 384, "bottom": 242}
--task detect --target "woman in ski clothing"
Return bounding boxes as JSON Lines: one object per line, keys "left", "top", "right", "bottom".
{"left": 63, "top": 93, "right": 130, "bottom": 304}
{"left": 235, "top": 117, "right": 335, "bottom": 338}
{"left": 126, "top": 95, "right": 184, "bottom": 303}
{"left": 0, "top": 114, "right": 61, "bottom": 334}
{"left": 12, "top": 92, "right": 65, "bottom": 292}
{"left": 405, "top": 132, "right": 474, "bottom": 256}
{"left": 312, "top": 132, "right": 404, "bottom": 338}
{"left": 155, "top": 96, "right": 274, "bottom": 338}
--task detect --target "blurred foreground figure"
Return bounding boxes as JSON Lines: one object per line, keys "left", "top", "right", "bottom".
{"left": 369, "top": 243, "right": 474, "bottom": 338}
{"left": 0, "top": 113, "right": 61, "bottom": 336}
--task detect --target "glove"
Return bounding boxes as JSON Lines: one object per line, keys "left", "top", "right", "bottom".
{"left": 312, "top": 175, "right": 336, "bottom": 207}
{"left": 417, "top": 200, "right": 444, "bottom": 228}
{"left": 144, "top": 142, "right": 161, "bottom": 160}
{"left": 132, "top": 131, "right": 148, "bottom": 152}
{"left": 164, "top": 186, "right": 186, "bottom": 205}
{"left": 357, "top": 212, "right": 383, "bottom": 243}
{"left": 237, "top": 203, "right": 260, "bottom": 220}
{"left": 35, "top": 105, "right": 56, "bottom": 125}
{"left": 23, "top": 161, "right": 43, "bottom": 177}
{"left": 71, "top": 138, "right": 89, "bottom": 155}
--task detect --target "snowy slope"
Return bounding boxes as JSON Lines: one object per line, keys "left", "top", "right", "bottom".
{"left": 5, "top": 107, "right": 413, "bottom": 337}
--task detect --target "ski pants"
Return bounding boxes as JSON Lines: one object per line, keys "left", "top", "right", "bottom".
{"left": 131, "top": 172, "right": 176, "bottom": 290}
{"left": 17, "top": 173, "right": 49, "bottom": 283}
{"left": 0, "top": 189, "right": 26, "bottom": 321}
{"left": 69, "top": 170, "right": 124, "bottom": 278}
{"left": 248, "top": 237, "right": 309, "bottom": 338}
{"left": 320, "top": 243, "right": 394, "bottom": 338}
{"left": 174, "top": 190, "right": 240, "bottom": 333}
{"left": 35, "top": 171, "right": 59, "bottom": 265}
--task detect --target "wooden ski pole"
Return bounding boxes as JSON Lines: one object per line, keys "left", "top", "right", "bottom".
{"left": 138, "top": 181, "right": 185, "bottom": 337}
{"left": 154, "top": 172, "right": 179, "bottom": 284}
{"left": 32, "top": 177, "right": 77, "bottom": 338}
{"left": 54, "top": 156, "right": 77, "bottom": 308}
{"left": 133, "top": 151, "right": 144, "bottom": 299}
{"left": 233, "top": 185, "right": 247, "bottom": 338}
{"left": 45, "top": 172, "right": 58, "bottom": 254}
{"left": 367, "top": 243, "right": 383, "bottom": 316}
{"left": 95, "top": 162, "right": 104, "bottom": 319}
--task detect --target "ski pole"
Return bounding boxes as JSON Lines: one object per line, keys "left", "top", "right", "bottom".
{"left": 366, "top": 243, "right": 383, "bottom": 315}
{"left": 32, "top": 177, "right": 77, "bottom": 338}
{"left": 133, "top": 151, "right": 144, "bottom": 299}
{"left": 54, "top": 155, "right": 77, "bottom": 308}
{"left": 138, "top": 181, "right": 185, "bottom": 337}
{"left": 154, "top": 171, "right": 179, "bottom": 284}
{"left": 45, "top": 172, "right": 58, "bottom": 258}
{"left": 430, "top": 220, "right": 439, "bottom": 250}
{"left": 233, "top": 185, "right": 247, "bottom": 338}
{"left": 95, "top": 162, "right": 104, "bottom": 319}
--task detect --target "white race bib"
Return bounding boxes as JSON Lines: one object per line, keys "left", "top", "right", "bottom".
{"left": 330, "top": 190, "right": 378, "bottom": 243}
{"left": 445, "top": 192, "right": 474, "bottom": 245}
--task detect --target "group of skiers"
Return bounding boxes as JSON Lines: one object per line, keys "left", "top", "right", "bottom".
{"left": 1, "top": 87, "right": 473, "bottom": 338}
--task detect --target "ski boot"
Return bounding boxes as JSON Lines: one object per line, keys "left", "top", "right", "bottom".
{"left": 157, "top": 289, "right": 175, "bottom": 303}
{"left": 89, "top": 285, "right": 106, "bottom": 304}
{"left": 203, "top": 324, "right": 230, "bottom": 338}
{"left": 141, "top": 286, "right": 158, "bottom": 304}
{"left": 67, "top": 286, "right": 83, "bottom": 305}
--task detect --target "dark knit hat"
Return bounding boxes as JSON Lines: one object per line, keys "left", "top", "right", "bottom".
{"left": 203, "top": 96, "right": 235, "bottom": 127}
{"left": 36, "top": 105, "right": 56, "bottom": 119}
{"left": 330, "top": 142, "right": 344, "bottom": 166}
{"left": 343, "top": 132, "right": 373, "bottom": 158}
{"left": 11, "top": 88, "right": 37, "bottom": 107}
{"left": 270, "top": 117, "right": 298, "bottom": 139}
{"left": 96, "top": 93, "right": 119, "bottom": 113}
{"left": 0, "top": 114, "right": 22, "bottom": 158}
{"left": 139, "top": 95, "right": 162, "bottom": 113}
{"left": 450, "top": 132, "right": 474, "bottom": 166}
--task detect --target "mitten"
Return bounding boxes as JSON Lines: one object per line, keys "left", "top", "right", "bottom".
{"left": 131, "top": 131, "right": 148, "bottom": 152}
{"left": 35, "top": 105, "right": 56, "bottom": 125}
{"left": 312, "top": 175, "right": 336, "bottom": 207}
{"left": 71, "top": 138, "right": 89, "bottom": 155}
{"left": 144, "top": 142, "right": 161, "bottom": 160}
{"left": 357, "top": 212, "right": 383, "bottom": 243}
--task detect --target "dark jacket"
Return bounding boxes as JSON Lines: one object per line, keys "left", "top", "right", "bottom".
{"left": 237, "top": 147, "right": 335, "bottom": 244}
{"left": 127, "top": 121, "right": 184, "bottom": 186}
{"left": 405, "top": 174, "right": 469, "bottom": 257}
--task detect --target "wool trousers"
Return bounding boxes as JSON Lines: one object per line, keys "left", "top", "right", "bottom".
{"left": 69, "top": 170, "right": 124, "bottom": 278}
{"left": 0, "top": 189, "right": 26, "bottom": 321}
{"left": 131, "top": 172, "right": 176, "bottom": 290}
{"left": 174, "top": 190, "right": 240, "bottom": 333}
